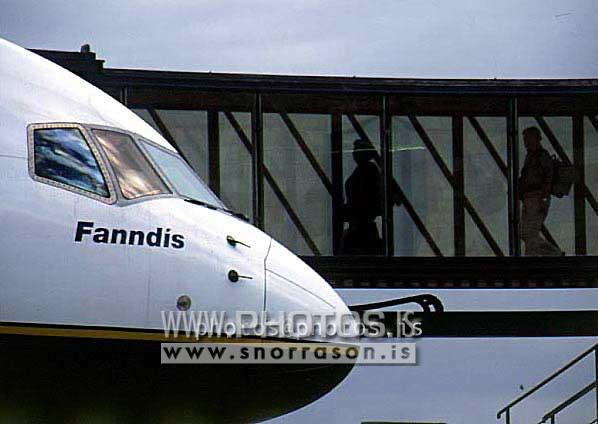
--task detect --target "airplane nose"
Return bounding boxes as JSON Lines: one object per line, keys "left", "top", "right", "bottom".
{"left": 264, "top": 239, "right": 355, "bottom": 340}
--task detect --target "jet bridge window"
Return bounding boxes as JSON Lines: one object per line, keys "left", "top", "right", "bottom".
{"left": 32, "top": 128, "right": 110, "bottom": 197}
{"left": 93, "top": 129, "right": 170, "bottom": 200}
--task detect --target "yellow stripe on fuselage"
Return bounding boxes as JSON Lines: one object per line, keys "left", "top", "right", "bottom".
{"left": 0, "top": 323, "right": 276, "bottom": 343}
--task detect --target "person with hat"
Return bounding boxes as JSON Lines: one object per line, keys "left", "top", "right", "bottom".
{"left": 340, "top": 139, "right": 384, "bottom": 255}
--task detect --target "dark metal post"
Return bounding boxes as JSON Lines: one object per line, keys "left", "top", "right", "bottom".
{"left": 595, "top": 347, "right": 597, "bottom": 422}
{"left": 331, "top": 113, "right": 344, "bottom": 254}
{"left": 119, "top": 87, "right": 128, "bottom": 106}
{"left": 453, "top": 115, "right": 465, "bottom": 256}
{"left": 507, "top": 98, "right": 520, "bottom": 256}
{"left": 251, "top": 94, "right": 264, "bottom": 229}
{"left": 207, "top": 110, "right": 220, "bottom": 196}
{"left": 573, "top": 114, "right": 586, "bottom": 255}
{"left": 381, "top": 95, "right": 394, "bottom": 256}
{"left": 506, "top": 408, "right": 511, "bottom": 424}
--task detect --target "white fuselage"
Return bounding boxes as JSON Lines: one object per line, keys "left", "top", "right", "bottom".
{"left": 0, "top": 38, "right": 350, "bottom": 334}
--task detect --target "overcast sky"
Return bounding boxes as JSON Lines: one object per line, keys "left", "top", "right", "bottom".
{"left": 1, "top": 0, "right": 597, "bottom": 78}
{"left": 1, "top": 1, "right": 596, "bottom": 423}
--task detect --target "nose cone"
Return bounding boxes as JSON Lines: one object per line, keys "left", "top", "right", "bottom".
{"left": 265, "top": 240, "right": 355, "bottom": 341}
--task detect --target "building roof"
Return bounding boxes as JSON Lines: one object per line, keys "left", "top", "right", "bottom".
{"left": 31, "top": 47, "right": 598, "bottom": 95}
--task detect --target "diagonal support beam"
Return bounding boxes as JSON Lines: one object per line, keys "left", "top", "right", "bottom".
{"left": 468, "top": 117, "right": 560, "bottom": 251}
{"left": 147, "top": 108, "right": 189, "bottom": 163}
{"left": 535, "top": 116, "right": 598, "bottom": 215}
{"left": 535, "top": 117, "right": 573, "bottom": 165}
{"left": 347, "top": 114, "right": 443, "bottom": 256}
{"left": 468, "top": 117, "right": 508, "bottom": 175}
{"left": 409, "top": 116, "right": 504, "bottom": 256}
{"left": 224, "top": 111, "right": 321, "bottom": 255}
{"left": 278, "top": 112, "right": 333, "bottom": 194}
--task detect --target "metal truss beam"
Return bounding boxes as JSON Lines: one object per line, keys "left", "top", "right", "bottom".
{"left": 573, "top": 115, "right": 587, "bottom": 254}
{"left": 251, "top": 95, "right": 264, "bottom": 228}
{"left": 409, "top": 116, "right": 504, "bottom": 256}
{"left": 452, "top": 115, "right": 465, "bottom": 256}
{"left": 507, "top": 98, "right": 521, "bottom": 256}
{"left": 381, "top": 97, "right": 394, "bottom": 255}
{"left": 302, "top": 255, "right": 598, "bottom": 289}
{"left": 207, "top": 110, "right": 220, "bottom": 195}
{"left": 378, "top": 311, "right": 598, "bottom": 337}
{"left": 331, "top": 114, "right": 344, "bottom": 254}
{"left": 224, "top": 111, "right": 321, "bottom": 255}
{"left": 147, "top": 108, "right": 190, "bottom": 164}
{"left": 278, "top": 112, "right": 333, "bottom": 194}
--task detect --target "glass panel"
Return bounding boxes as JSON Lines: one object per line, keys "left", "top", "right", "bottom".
{"left": 263, "top": 113, "right": 332, "bottom": 255}
{"left": 155, "top": 110, "right": 209, "bottom": 182}
{"left": 33, "top": 128, "right": 109, "bottom": 197}
{"left": 464, "top": 117, "right": 509, "bottom": 255}
{"left": 341, "top": 115, "right": 384, "bottom": 255}
{"left": 585, "top": 116, "right": 598, "bottom": 254}
{"left": 94, "top": 130, "right": 170, "bottom": 200}
{"left": 518, "top": 117, "right": 573, "bottom": 255}
{"left": 465, "top": 213, "right": 493, "bottom": 256}
{"left": 219, "top": 112, "right": 253, "bottom": 221}
{"left": 142, "top": 142, "right": 222, "bottom": 207}
{"left": 392, "top": 116, "right": 453, "bottom": 256}
{"left": 420, "top": 117, "right": 453, "bottom": 169}
{"left": 392, "top": 205, "right": 434, "bottom": 256}
{"left": 264, "top": 183, "right": 311, "bottom": 254}
{"left": 131, "top": 108, "right": 161, "bottom": 133}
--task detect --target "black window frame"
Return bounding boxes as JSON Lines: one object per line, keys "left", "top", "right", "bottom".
{"left": 91, "top": 128, "right": 172, "bottom": 201}
{"left": 27, "top": 123, "right": 117, "bottom": 204}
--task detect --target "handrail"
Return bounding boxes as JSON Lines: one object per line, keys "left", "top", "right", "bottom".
{"left": 349, "top": 294, "right": 444, "bottom": 313}
{"left": 497, "top": 343, "right": 597, "bottom": 420}
{"left": 537, "top": 381, "right": 596, "bottom": 424}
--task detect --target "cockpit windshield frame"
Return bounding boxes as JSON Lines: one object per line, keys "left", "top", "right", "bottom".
{"left": 92, "top": 128, "right": 172, "bottom": 202}
{"left": 28, "top": 122, "right": 227, "bottom": 209}
{"left": 27, "top": 122, "right": 118, "bottom": 205}
{"left": 136, "top": 136, "right": 226, "bottom": 209}
{"left": 86, "top": 123, "right": 225, "bottom": 208}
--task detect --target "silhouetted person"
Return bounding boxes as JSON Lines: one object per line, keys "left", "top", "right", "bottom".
{"left": 340, "top": 139, "right": 384, "bottom": 255}
{"left": 519, "top": 126, "right": 562, "bottom": 256}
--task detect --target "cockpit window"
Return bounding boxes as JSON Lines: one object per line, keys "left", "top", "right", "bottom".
{"left": 33, "top": 128, "right": 110, "bottom": 197}
{"left": 141, "top": 140, "right": 224, "bottom": 207}
{"left": 93, "top": 129, "right": 170, "bottom": 200}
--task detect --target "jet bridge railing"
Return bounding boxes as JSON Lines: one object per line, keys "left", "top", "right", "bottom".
{"left": 497, "top": 343, "right": 598, "bottom": 424}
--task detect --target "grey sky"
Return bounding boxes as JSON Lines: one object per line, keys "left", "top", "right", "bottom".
{"left": 270, "top": 337, "right": 596, "bottom": 424}
{"left": 1, "top": 0, "right": 597, "bottom": 78}
{"left": 1, "top": 1, "right": 596, "bottom": 423}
